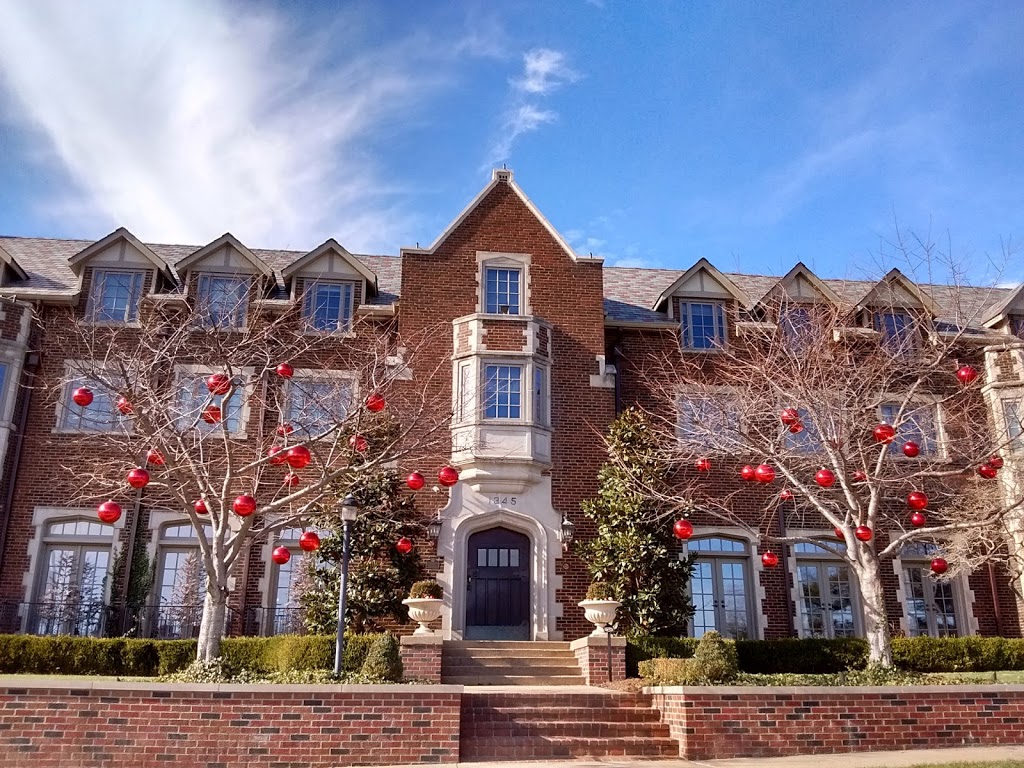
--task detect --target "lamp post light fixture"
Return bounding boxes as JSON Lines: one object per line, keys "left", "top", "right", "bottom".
{"left": 333, "top": 493, "right": 360, "bottom": 676}
{"left": 560, "top": 515, "right": 576, "bottom": 552}
{"left": 426, "top": 513, "right": 442, "bottom": 541}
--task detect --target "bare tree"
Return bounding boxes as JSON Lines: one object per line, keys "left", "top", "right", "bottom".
{"left": 621, "top": 283, "right": 1024, "bottom": 666}
{"left": 43, "top": 292, "right": 451, "bottom": 661}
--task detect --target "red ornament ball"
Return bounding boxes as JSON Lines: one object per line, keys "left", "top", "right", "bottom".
{"left": 695, "top": 458, "right": 712, "bottom": 472}
{"left": 97, "top": 500, "right": 122, "bottom": 524}
{"left": 116, "top": 397, "right": 133, "bottom": 415}
{"left": 202, "top": 405, "right": 222, "bottom": 424}
{"left": 761, "top": 551, "right": 779, "bottom": 568}
{"left": 907, "top": 491, "right": 928, "bottom": 511}
{"left": 72, "top": 387, "right": 94, "bottom": 407}
{"left": 276, "top": 423, "right": 294, "bottom": 437}
{"left": 852, "top": 470, "right": 868, "bottom": 482}
{"left": 780, "top": 408, "right": 800, "bottom": 426}
{"left": 365, "top": 393, "right": 386, "bottom": 413}
{"left": 282, "top": 472, "right": 300, "bottom": 488}
{"left": 673, "top": 519, "right": 694, "bottom": 540}
{"left": 233, "top": 494, "right": 257, "bottom": 517}
{"left": 272, "top": 546, "right": 291, "bottom": 565}
{"left": 873, "top": 423, "right": 896, "bottom": 444}
{"left": 206, "top": 373, "right": 231, "bottom": 395}
{"left": 910, "top": 511, "right": 927, "bottom": 527}
{"left": 815, "top": 468, "right": 836, "bottom": 487}
{"left": 396, "top": 537, "right": 414, "bottom": 554}
{"left": 438, "top": 465, "right": 459, "bottom": 487}
{"left": 902, "top": 441, "right": 921, "bottom": 458}
{"left": 834, "top": 526, "right": 845, "bottom": 539}
{"left": 286, "top": 445, "right": 311, "bottom": 469}
{"left": 193, "top": 499, "right": 209, "bottom": 515}
{"left": 780, "top": 488, "right": 794, "bottom": 501}
{"left": 978, "top": 463, "right": 998, "bottom": 479}
{"left": 989, "top": 455, "right": 1004, "bottom": 470}
{"left": 740, "top": 465, "right": 756, "bottom": 481}
{"left": 930, "top": 557, "right": 949, "bottom": 575}
{"left": 298, "top": 531, "right": 321, "bottom": 552}
{"left": 126, "top": 467, "right": 150, "bottom": 489}
{"left": 788, "top": 423, "right": 804, "bottom": 434}
{"left": 955, "top": 365, "right": 978, "bottom": 385}
{"left": 406, "top": 472, "right": 425, "bottom": 491}
{"left": 267, "top": 445, "right": 287, "bottom": 466}
{"left": 855, "top": 525, "right": 873, "bottom": 542}
{"left": 754, "top": 464, "right": 776, "bottom": 483}
{"left": 276, "top": 362, "right": 294, "bottom": 378}
{"left": 146, "top": 449, "right": 165, "bottom": 466}
{"left": 349, "top": 434, "right": 369, "bottom": 453}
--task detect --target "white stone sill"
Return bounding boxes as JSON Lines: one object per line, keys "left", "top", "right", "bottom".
{"left": 643, "top": 684, "right": 1024, "bottom": 695}
{"left": 0, "top": 677, "right": 462, "bottom": 694}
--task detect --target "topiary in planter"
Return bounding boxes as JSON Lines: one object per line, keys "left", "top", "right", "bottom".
{"left": 408, "top": 579, "right": 443, "bottom": 599}
{"left": 586, "top": 581, "right": 618, "bottom": 601}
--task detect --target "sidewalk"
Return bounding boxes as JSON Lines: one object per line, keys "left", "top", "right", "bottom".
{"left": 380, "top": 745, "right": 1024, "bottom": 768}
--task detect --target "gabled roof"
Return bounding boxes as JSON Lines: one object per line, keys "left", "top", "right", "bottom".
{"left": 0, "top": 242, "right": 27, "bottom": 283}
{"left": 856, "top": 268, "right": 940, "bottom": 316}
{"left": 281, "top": 238, "right": 377, "bottom": 295}
{"left": 175, "top": 233, "right": 273, "bottom": 277}
{"left": 757, "top": 261, "right": 843, "bottom": 307}
{"left": 68, "top": 227, "right": 170, "bottom": 277}
{"left": 402, "top": 169, "right": 596, "bottom": 263}
{"left": 653, "top": 258, "right": 752, "bottom": 311}
{"left": 982, "top": 282, "right": 1024, "bottom": 327}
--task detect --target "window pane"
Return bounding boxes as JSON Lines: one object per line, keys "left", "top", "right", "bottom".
{"left": 156, "top": 548, "right": 206, "bottom": 639}
{"left": 198, "top": 275, "right": 247, "bottom": 328}
{"left": 305, "top": 283, "right": 354, "bottom": 332}
{"left": 784, "top": 407, "right": 823, "bottom": 453}
{"left": 690, "top": 537, "right": 747, "bottom": 553}
{"left": 782, "top": 306, "right": 813, "bottom": 350}
{"left": 903, "top": 566, "right": 929, "bottom": 637}
{"left": 878, "top": 311, "right": 914, "bottom": 353}
{"left": 797, "top": 564, "right": 826, "bottom": 637}
{"left": 881, "top": 403, "right": 938, "bottom": 455}
{"left": 62, "top": 377, "right": 123, "bottom": 432}
{"left": 691, "top": 561, "right": 716, "bottom": 638}
{"left": 484, "top": 365, "right": 522, "bottom": 419}
{"left": 931, "top": 578, "right": 958, "bottom": 637}
{"left": 271, "top": 551, "right": 308, "bottom": 635}
{"left": 720, "top": 560, "right": 750, "bottom": 639}
{"left": 690, "top": 302, "right": 717, "bottom": 349}
{"left": 484, "top": 268, "right": 521, "bottom": 314}
{"left": 678, "top": 396, "right": 739, "bottom": 447}
{"left": 33, "top": 545, "right": 110, "bottom": 636}
{"left": 826, "top": 564, "right": 856, "bottom": 638}
{"left": 286, "top": 377, "right": 353, "bottom": 435}
{"left": 92, "top": 270, "right": 143, "bottom": 323}
{"left": 1004, "top": 400, "right": 1023, "bottom": 450}
{"left": 177, "top": 374, "right": 245, "bottom": 433}
{"left": 534, "top": 367, "right": 546, "bottom": 424}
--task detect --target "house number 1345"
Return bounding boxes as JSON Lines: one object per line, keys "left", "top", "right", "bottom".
{"left": 489, "top": 496, "right": 517, "bottom": 507}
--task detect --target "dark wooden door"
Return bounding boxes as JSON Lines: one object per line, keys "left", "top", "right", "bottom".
{"left": 465, "top": 528, "right": 530, "bottom": 640}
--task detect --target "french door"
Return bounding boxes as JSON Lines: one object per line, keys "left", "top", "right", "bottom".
{"left": 903, "top": 566, "right": 958, "bottom": 637}
{"left": 797, "top": 561, "right": 858, "bottom": 638}
{"left": 691, "top": 558, "right": 751, "bottom": 639}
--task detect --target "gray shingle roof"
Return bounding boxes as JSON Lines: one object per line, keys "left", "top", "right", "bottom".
{"left": 0, "top": 235, "right": 1014, "bottom": 328}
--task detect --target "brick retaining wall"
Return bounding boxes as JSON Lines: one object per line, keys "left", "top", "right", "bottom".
{"left": 0, "top": 680, "right": 461, "bottom": 768}
{"left": 647, "top": 685, "right": 1024, "bottom": 760}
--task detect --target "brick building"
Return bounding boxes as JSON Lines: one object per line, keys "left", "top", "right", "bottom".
{"left": 0, "top": 169, "right": 1021, "bottom": 644}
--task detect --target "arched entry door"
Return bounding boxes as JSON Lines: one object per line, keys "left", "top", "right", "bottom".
{"left": 465, "top": 527, "right": 530, "bottom": 640}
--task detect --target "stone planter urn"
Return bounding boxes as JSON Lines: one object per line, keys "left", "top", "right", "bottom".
{"left": 402, "top": 598, "right": 443, "bottom": 636}
{"left": 578, "top": 599, "right": 620, "bottom": 636}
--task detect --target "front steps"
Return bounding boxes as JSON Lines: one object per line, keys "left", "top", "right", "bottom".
{"left": 441, "top": 641, "right": 584, "bottom": 686}
{"left": 460, "top": 690, "right": 679, "bottom": 761}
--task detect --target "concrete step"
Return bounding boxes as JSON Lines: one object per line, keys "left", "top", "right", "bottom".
{"left": 463, "top": 720, "right": 672, "bottom": 738}
{"left": 444, "top": 663, "right": 580, "bottom": 677}
{"left": 444, "top": 641, "right": 571, "bottom": 650}
{"left": 443, "top": 673, "right": 584, "bottom": 685}
{"left": 461, "top": 705, "right": 664, "bottom": 723}
{"left": 459, "top": 736, "right": 680, "bottom": 761}
{"left": 443, "top": 647, "right": 576, "bottom": 659}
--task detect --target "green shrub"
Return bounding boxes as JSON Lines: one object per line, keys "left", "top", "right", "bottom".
{"left": 156, "top": 640, "right": 197, "bottom": 675}
{"left": 626, "top": 636, "right": 699, "bottom": 676}
{"left": 638, "top": 632, "right": 737, "bottom": 685}
{"left": 735, "top": 638, "right": 868, "bottom": 674}
{"left": 891, "top": 636, "right": 1024, "bottom": 673}
{"left": 360, "top": 633, "right": 403, "bottom": 681}
{"left": 408, "top": 580, "right": 442, "bottom": 600}
{"left": 638, "top": 657, "right": 690, "bottom": 684}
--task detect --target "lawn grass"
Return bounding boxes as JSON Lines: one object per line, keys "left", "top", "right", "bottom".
{"left": 931, "top": 671, "right": 1024, "bottom": 684}
{"left": 894, "top": 762, "right": 1024, "bottom": 768}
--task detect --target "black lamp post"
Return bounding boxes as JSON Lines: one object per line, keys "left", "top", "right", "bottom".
{"left": 333, "top": 493, "right": 360, "bottom": 676}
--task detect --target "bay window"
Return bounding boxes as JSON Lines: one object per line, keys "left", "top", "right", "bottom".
{"left": 484, "top": 364, "right": 522, "bottom": 419}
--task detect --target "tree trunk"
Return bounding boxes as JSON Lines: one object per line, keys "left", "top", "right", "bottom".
{"left": 196, "top": 587, "right": 229, "bottom": 662}
{"left": 851, "top": 553, "right": 893, "bottom": 667}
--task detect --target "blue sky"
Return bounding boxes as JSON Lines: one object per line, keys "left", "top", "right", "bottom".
{"left": 0, "top": 1, "right": 1021, "bottom": 285}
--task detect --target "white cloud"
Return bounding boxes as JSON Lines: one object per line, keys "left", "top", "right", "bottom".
{"left": 513, "top": 48, "right": 579, "bottom": 95}
{"left": 489, "top": 104, "right": 557, "bottom": 167}
{"left": 0, "top": 0, "right": 448, "bottom": 251}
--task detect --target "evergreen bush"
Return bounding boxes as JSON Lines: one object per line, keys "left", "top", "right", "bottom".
{"left": 360, "top": 633, "right": 403, "bottom": 681}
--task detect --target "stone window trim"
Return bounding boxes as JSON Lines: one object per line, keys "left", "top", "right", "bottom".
{"left": 476, "top": 252, "right": 531, "bottom": 317}
{"left": 299, "top": 278, "right": 359, "bottom": 337}
{"left": 452, "top": 356, "right": 550, "bottom": 429}
{"left": 786, "top": 529, "right": 862, "bottom": 640}
{"left": 174, "top": 363, "right": 256, "bottom": 440}
{"left": 52, "top": 359, "right": 131, "bottom": 436}
{"left": 83, "top": 268, "right": 147, "bottom": 327}
{"left": 889, "top": 537, "right": 977, "bottom": 638}
{"left": 679, "top": 526, "right": 767, "bottom": 640}
{"left": 281, "top": 368, "right": 359, "bottom": 440}
{"left": 0, "top": 343, "right": 24, "bottom": 433}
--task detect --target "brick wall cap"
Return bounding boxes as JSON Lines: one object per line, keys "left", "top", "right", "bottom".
{"left": 400, "top": 634, "right": 444, "bottom": 646}
{"left": 0, "top": 677, "right": 462, "bottom": 695}
{"left": 644, "top": 684, "right": 1024, "bottom": 695}
{"left": 570, "top": 635, "right": 627, "bottom": 650}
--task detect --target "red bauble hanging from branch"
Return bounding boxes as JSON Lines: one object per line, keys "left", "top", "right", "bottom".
{"left": 116, "top": 397, "right": 133, "bottom": 416}
{"left": 955, "top": 365, "right": 978, "bottom": 385}
{"left": 989, "top": 455, "right": 1004, "bottom": 470}
{"left": 272, "top": 546, "right": 291, "bottom": 565}
{"left": 286, "top": 445, "right": 311, "bottom": 469}
{"left": 739, "top": 465, "right": 756, "bottom": 481}
{"left": 365, "top": 393, "right": 386, "bottom": 413}
{"left": 902, "top": 441, "right": 920, "bottom": 458}
{"left": 855, "top": 525, "right": 873, "bottom": 542}
{"left": 97, "top": 500, "right": 122, "bottom": 524}
{"left": 873, "top": 424, "right": 896, "bottom": 444}
{"left": 673, "top": 519, "right": 693, "bottom": 540}
{"left": 202, "top": 405, "right": 222, "bottom": 424}
{"left": 907, "top": 491, "right": 928, "bottom": 511}
{"left": 282, "top": 472, "right": 300, "bottom": 488}
{"left": 779, "top": 489, "right": 794, "bottom": 501}
{"left": 930, "top": 557, "right": 949, "bottom": 575}
{"left": 276, "top": 362, "right": 294, "bottom": 378}
{"left": 126, "top": 468, "right": 150, "bottom": 489}
{"left": 193, "top": 499, "right": 209, "bottom": 515}
{"left": 910, "top": 512, "right": 926, "bottom": 527}
{"left": 761, "top": 551, "right": 779, "bottom": 568}
{"left": 978, "top": 463, "right": 998, "bottom": 479}
{"left": 298, "top": 531, "right": 321, "bottom": 552}
{"left": 396, "top": 537, "right": 413, "bottom": 554}
{"left": 146, "top": 449, "right": 165, "bottom": 466}
{"left": 349, "top": 434, "right": 369, "bottom": 453}
{"left": 206, "top": 373, "right": 231, "bottom": 395}
{"left": 406, "top": 472, "right": 425, "bottom": 491}
{"left": 694, "top": 458, "right": 712, "bottom": 472}
{"left": 438, "top": 466, "right": 459, "bottom": 487}
{"left": 72, "top": 387, "right": 94, "bottom": 407}
{"left": 788, "top": 423, "right": 804, "bottom": 434}
{"left": 815, "top": 468, "right": 836, "bottom": 487}
{"left": 267, "top": 445, "right": 287, "bottom": 466}
{"left": 276, "top": 423, "right": 294, "bottom": 437}
{"left": 852, "top": 470, "right": 868, "bottom": 482}
{"left": 232, "top": 494, "right": 257, "bottom": 517}
{"left": 780, "top": 408, "right": 800, "bottom": 426}
{"left": 834, "top": 526, "right": 845, "bottom": 539}
{"left": 754, "top": 464, "right": 775, "bottom": 483}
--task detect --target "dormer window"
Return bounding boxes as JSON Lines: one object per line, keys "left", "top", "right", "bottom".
{"left": 485, "top": 267, "right": 521, "bottom": 315}
{"left": 1010, "top": 315, "right": 1024, "bottom": 339}
{"left": 680, "top": 301, "right": 726, "bottom": 350}
{"left": 303, "top": 281, "right": 355, "bottom": 333}
{"left": 875, "top": 310, "right": 915, "bottom": 352}
{"left": 196, "top": 274, "right": 248, "bottom": 329}
{"left": 87, "top": 270, "right": 144, "bottom": 323}
{"left": 781, "top": 305, "right": 813, "bottom": 350}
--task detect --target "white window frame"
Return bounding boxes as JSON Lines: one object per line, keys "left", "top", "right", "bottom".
{"left": 892, "top": 539, "right": 976, "bottom": 638}
{"left": 174, "top": 364, "right": 254, "bottom": 439}
{"left": 86, "top": 269, "right": 146, "bottom": 325}
{"left": 686, "top": 536, "right": 755, "bottom": 640}
{"left": 478, "top": 252, "right": 531, "bottom": 316}
{"left": 788, "top": 534, "right": 862, "bottom": 639}
{"left": 483, "top": 363, "right": 524, "bottom": 420}
{"left": 53, "top": 360, "right": 129, "bottom": 435}
{"left": 302, "top": 280, "right": 356, "bottom": 334}
{"left": 195, "top": 273, "right": 250, "bottom": 329}
{"left": 679, "top": 300, "right": 728, "bottom": 351}
{"left": 282, "top": 369, "right": 357, "bottom": 439}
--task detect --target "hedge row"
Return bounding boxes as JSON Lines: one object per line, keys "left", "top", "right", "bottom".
{"left": 627, "top": 636, "right": 1024, "bottom": 676}
{"left": 0, "top": 633, "right": 381, "bottom": 678}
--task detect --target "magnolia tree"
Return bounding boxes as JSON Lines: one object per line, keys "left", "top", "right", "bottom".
{"left": 622, "top": 292, "right": 1024, "bottom": 666}
{"left": 44, "top": 295, "right": 453, "bottom": 661}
